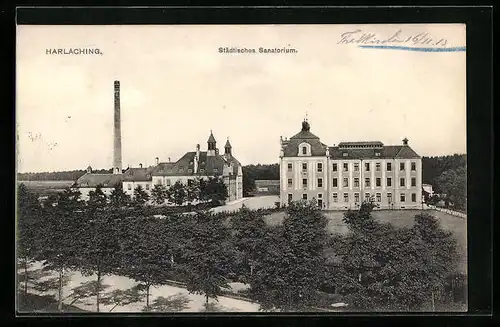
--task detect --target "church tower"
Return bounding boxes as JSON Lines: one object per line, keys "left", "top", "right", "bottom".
{"left": 224, "top": 137, "right": 232, "bottom": 157}
{"left": 207, "top": 130, "right": 217, "bottom": 156}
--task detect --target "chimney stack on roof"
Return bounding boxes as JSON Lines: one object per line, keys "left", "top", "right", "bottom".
{"left": 402, "top": 137, "right": 409, "bottom": 146}
{"left": 168, "top": 157, "right": 171, "bottom": 162}
{"left": 139, "top": 163, "right": 143, "bottom": 168}
{"left": 155, "top": 157, "right": 159, "bottom": 165}
{"left": 113, "top": 80, "right": 122, "bottom": 174}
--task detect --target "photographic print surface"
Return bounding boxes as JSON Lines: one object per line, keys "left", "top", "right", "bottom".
{"left": 16, "top": 23, "right": 467, "bottom": 313}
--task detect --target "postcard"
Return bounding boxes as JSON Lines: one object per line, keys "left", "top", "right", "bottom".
{"left": 16, "top": 23, "right": 467, "bottom": 313}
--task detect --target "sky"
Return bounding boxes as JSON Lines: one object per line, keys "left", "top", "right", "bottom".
{"left": 16, "top": 24, "right": 466, "bottom": 173}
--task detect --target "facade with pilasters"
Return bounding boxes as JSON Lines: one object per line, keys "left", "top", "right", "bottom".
{"left": 279, "top": 120, "right": 422, "bottom": 210}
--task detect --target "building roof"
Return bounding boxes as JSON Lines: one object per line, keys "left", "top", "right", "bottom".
{"left": 151, "top": 151, "right": 241, "bottom": 177}
{"left": 75, "top": 173, "right": 123, "bottom": 188}
{"left": 122, "top": 166, "right": 155, "bottom": 182}
{"left": 225, "top": 139, "right": 232, "bottom": 148}
{"left": 282, "top": 121, "right": 328, "bottom": 157}
{"left": 328, "top": 145, "right": 420, "bottom": 159}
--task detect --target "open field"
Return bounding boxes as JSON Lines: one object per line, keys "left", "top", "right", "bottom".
{"left": 18, "top": 180, "right": 75, "bottom": 196}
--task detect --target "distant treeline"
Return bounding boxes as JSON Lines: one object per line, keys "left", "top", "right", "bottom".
{"left": 17, "top": 169, "right": 112, "bottom": 181}
{"left": 422, "top": 154, "right": 466, "bottom": 187}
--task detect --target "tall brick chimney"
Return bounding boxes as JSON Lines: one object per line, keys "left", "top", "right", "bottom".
{"left": 113, "top": 81, "right": 122, "bottom": 174}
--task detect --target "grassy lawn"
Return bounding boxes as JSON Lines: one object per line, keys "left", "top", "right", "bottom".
{"left": 263, "top": 209, "right": 467, "bottom": 274}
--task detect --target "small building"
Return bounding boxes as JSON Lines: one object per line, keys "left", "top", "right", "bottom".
{"left": 74, "top": 166, "right": 123, "bottom": 201}
{"left": 254, "top": 180, "right": 280, "bottom": 195}
{"left": 122, "top": 165, "right": 155, "bottom": 198}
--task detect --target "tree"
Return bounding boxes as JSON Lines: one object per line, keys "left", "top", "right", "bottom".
{"left": 133, "top": 185, "right": 150, "bottom": 206}
{"left": 109, "top": 184, "right": 130, "bottom": 208}
{"left": 435, "top": 167, "right": 466, "bottom": 210}
{"left": 88, "top": 185, "right": 108, "bottom": 208}
{"left": 186, "top": 179, "right": 200, "bottom": 206}
{"left": 119, "top": 216, "right": 173, "bottom": 308}
{"left": 331, "top": 205, "right": 459, "bottom": 311}
{"left": 37, "top": 195, "right": 86, "bottom": 312}
{"left": 178, "top": 212, "right": 235, "bottom": 305}
{"left": 167, "top": 181, "right": 187, "bottom": 206}
{"left": 249, "top": 200, "right": 327, "bottom": 311}
{"left": 231, "top": 206, "right": 267, "bottom": 282}
{"left": 77, "top": 207, "right": 121, "bottom": 312}
{"left": 201, "top": 177, "right": 228, "bottom": 205}
{"left": 151, "top": 184, "right": 168, "bottom": 205}
{"left": 17, "top": 184, "right": 42, "bottom": 299}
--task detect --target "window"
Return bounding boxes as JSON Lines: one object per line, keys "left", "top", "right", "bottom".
{"left": 332, "top": 163, "right": 338, "bottom": 172}
{"left": 412, "top": 193, "right": 417, "bottom": 202}
{"left": 411, "top": 162, "right": 416, "bottom": 171}
{"left": 376, "top": 163, "right": 381, "bottom": 171}
{"left": 400, "top": 163, "right": 405, "bottom": 171}
{"left": 343, "top": 178, "right": 348, "bottom": 187}
{"left": 365, "top": 162, "right": 370, "bottom": 171}
{"left": 343, "top": 163, "right": 348, "bottom": 172}
{"left": 187, "top": 180, "right": 193, "bottom": 186}
{"left": 200, "top": 168, "right": 205, "bottom": 173}
{"left": 365, "top": 193, "right": 370, "bottom": 201}
{"left": 317, "top": 163, "right": 323, "bottom": 172}
{"left": 388, "top": 192, "right": 393, "bottom": 203}
{"left": 375, "top": 152, "right": 381, "bottom": 157}
{"left": 354, "top": 193, "right": 360, "bottom": 203}
{"left": 287, "top": 179, "right": 293, "bottom": 187}
{"left": 166, "top": 179, "right": 171, "bottom": 187}
{"left": 354, "top": 163, "right": 359, "bottom": 171}
{"left": 387, "top": 177, "right": 392, "bottom": 187}
{"left": 302, "top": 178, "right": 308, "bottom": 188}
{"left": 333, "top": 178, "right": 338, "bottom": 187}
{"left": 146, "top": 184, "right": 150, "bottom": 190}
{"left": 343, "top": 152, "right": 348, "bottom": 157}
{"left": 302, "top": 163, "right": 307, "bottom": 171}
{"left": 387, "top": 162, "right": 392, "bottom": 171}
{"left": 376, "top": 193, "right": 381, "bottom": 202}
{"left": 302, "top": 194, "right": 308, "bottom": 200}
{"left": 354, "top": 178, "right": 359, "bottom": 187}
{"left": 127, "top": 184, "right": 132, "bottom": 190}
{"left": 302, "top": 147, "right": 307, "bottom": 155}
{"left": 376, "top": 178, "right": 381, "bottom": 187}
{"left": 333, "top": 193, "right": 338, "bottom": 202}
{"left": 400, "top": 193, "right": 406, "bottom": 202}
{"left": 365, "top": 178, "right": 370, "bottom": 187}
{"left": 287, "top": 163, "right": 292, "bottom": 172}
{"left": 343, "top": 193, "right": 349, "bottom": 202}
{"left": 213, "top": 168, "right": 218, "bottom": 173}
{"left": 318, "top": 178, "right": 323, "bottom": 188}
{"left": 400, "top": 178, "right": 405, "bottom": 187}
{"left": 318, "top": 193, "right": 323, "bottom": 198}
{"left": 179, "top": 168, "right": 184, "bottom": 173}
{"left": 288, "top": 194, "right": 293, "bottom": 203}
{"left": 411, "top": 177, "right": 416, "bottom": 187}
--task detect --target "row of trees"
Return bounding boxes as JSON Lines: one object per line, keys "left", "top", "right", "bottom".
{"left": 49, "top": 176, "right": 229, "bottom": 210}
{"left": 18, "top": 184, "right": 461, "bottom": 312}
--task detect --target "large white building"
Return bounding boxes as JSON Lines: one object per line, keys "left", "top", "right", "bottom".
{"left": 75, "top": 131, "right": 243, "bottom": 203}
{"left": 279, "top": 120, "right": 422, "bottom": 210}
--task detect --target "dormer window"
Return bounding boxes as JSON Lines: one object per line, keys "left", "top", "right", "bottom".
{"left": 342, "top": 152, "right": 348, "bottom": 157}
{"left": 179, "top": 168, "right": 184, "bottom": 173}
{"left": 200, "top": 168, "right": 205, "bottom": 173}
{"left": 298, "top": 143, "right": 312, "bottom": 157}
{"left": 188, "top": 169, "right": 192, "bottom": 173}
{"left": 375, "top": 152, "right": 381, "bottom": 156}
{"left": 214, "top": 168, "right": 218, "bottom": 173}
